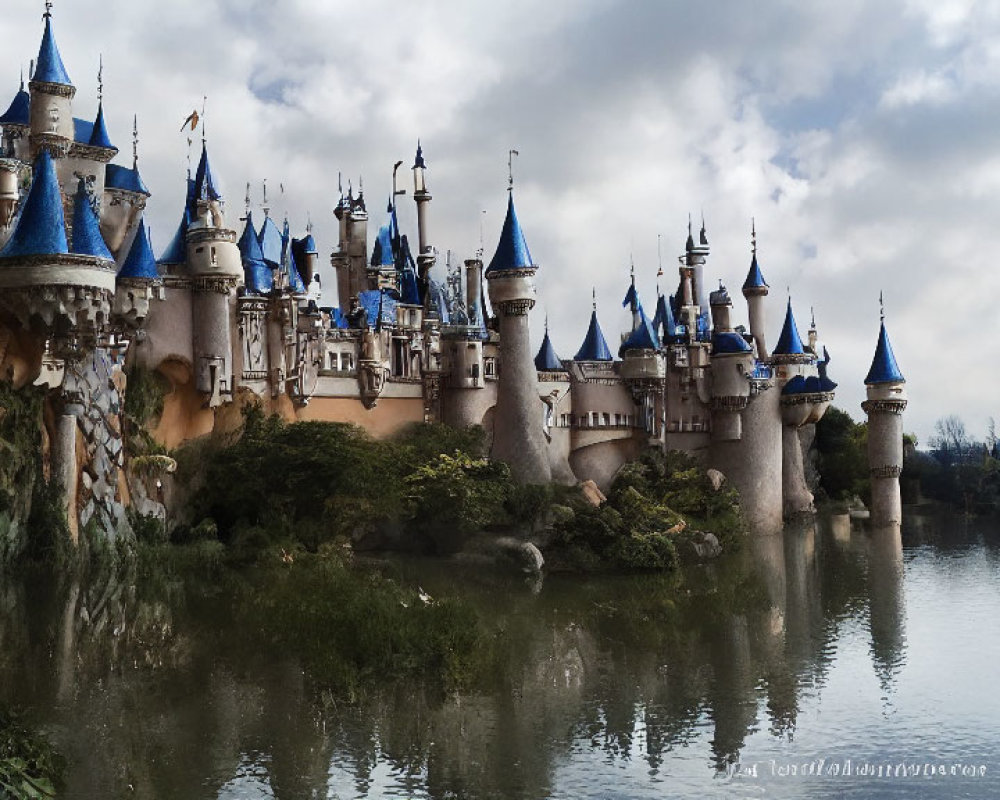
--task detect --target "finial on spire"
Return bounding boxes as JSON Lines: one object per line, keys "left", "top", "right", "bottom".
{"left": 545, "top": 312, "right": 549, "bottom": 332}
{"left": 244, "top": 182, "right": 251, "bottom": 216}
{"left": 477, "top": 209, "right": 486, "bottom": 258}
{"left": 688, "top": 212, "right": 692, "bottom": 236}
{"left": 186, "top": 136, "right": 192, "bottom": 178}
{"left": 44, "top": 1, "right": 52, "bottom": 20}
{"left": 592, "top": 287, "right": 597, "bottom": 311}
{"left": 879, "top": 290, "right": 885, "bottom": 321}
{"left": 201, "top": 96, "right": 207, "bottom": 144}
{"left": 657, "top": 233, "right": 663, "bottom": 279}
{"left": 97, "top": 54, "right": 103, "bottom": 102}
{"left": 29, "top": 60, "right": 35, "bottom": 82}
{"left": 751, "top": 217, "right": 757, "bottom": 255}
{"left": 508, "top": 149, "right": 519, "bottom": 192}
{"left": 630, "top": 250, "right": 635, "bottom": 280}
{"left": 262, "top": 179, "right": 269, "bottom": 217}
{"left": 132, "top": 114, "right": 138, "bottom": 169}
{"left": 700, "top": 210, "right": 708, "bottom": 246}
{"left": 811, "top": 306, "right": 816, "bottom": 329}
{"left": 19, "top": 65, "right": 24, "bottom": 90}
{"left": 358, "top": 174, "right": 364, "bottom": 197}
{"left": 306, "top": 213, "right": 313, "bottom": 234}
{"left": 337, "top": 171, "right": 343, "bottom": 199}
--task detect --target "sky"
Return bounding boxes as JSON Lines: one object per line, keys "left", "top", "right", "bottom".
{"left": 2, "top": 0, "right": 997, "bottom": 444}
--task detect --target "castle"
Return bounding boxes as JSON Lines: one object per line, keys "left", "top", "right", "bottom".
{"left": 0, "top": 8, "right": 907, "bottom": 547}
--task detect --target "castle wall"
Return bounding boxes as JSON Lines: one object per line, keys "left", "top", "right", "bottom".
{"left": 442, "top": 382, "right": 497, "bottom": 429}
{"left": 133, "top": 285, "right": 193, "bottom": 370}
{"left": 710, "top": 383, "right": 782, "bottom": 534}
{"left": 781, "top": 424, "right": 814, "bottom": 516}
{"left": 291, "top": 395, "right": 424, "bottom": 437}
{"left": 569, "top": 436, "right": 642, "bottom": 491}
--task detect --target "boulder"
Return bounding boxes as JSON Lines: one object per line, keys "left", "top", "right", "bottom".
{"left": 579, "top": 480, "right": 607, "bottom": 507}
{"left": 706, "top": 468, "right": 726, "bottom": 491}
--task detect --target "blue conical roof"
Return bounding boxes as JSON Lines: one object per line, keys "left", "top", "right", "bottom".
{"left": 772, "top": 299, "right": 805, "bottom": 355}
{"left": 193, "top": 143, "right": 220, "bottom": 203}
{"left": 88, "top": 102, "right": 114, "bottom": 149}
{"left": 371, "top": 224, "right": 394, "bottom": 267}
{"left": 653, "top": 294, "right": 679, "bottom": 342}
{"left": 397, "top": 234, "right": 421, "bottom": 305}
{"left": 486, "top": 194, "right": 534, "bottom": 274}
{"left": 239, "top": 214, "right": 272, "bottom": 294}
{"left": 158, "top": 214, "right": 188, "bottom": 265}
{"left": 105, "top": 163, "right": 150, "bottom": 196}
{"left": 620, "top": 304, "right": 661, "bottom": 355}
{"left": 535, "top": 328, "right": 563, "bottom": 371}
{"left": 574, "top": 310, "right": 613, "bottom": 361}
{"left": 712, "top": 331, "right": 752, "bottom": 354}
{"left": 865, "top": 322, "right": 905, "bottom": 385}
{"left": 742, "top": 253, "right": 768, "bottom": 293}
{"left": 280, "top": 217, "right": 306, "bottom": 294}
{"left": 0, "top": 150, "right": 68, "bottom": 258}
{"left": 301, "top": 233, "right": 317, "bottom": 254}
{"left": 33, "top": 16, "right": 72, "bottom": 87}
{"left": 0, "top": 85, "right": 30, "bottom": 126}
{"left": 258, "top": 215, "right": 283, "bottom": 268}
{"left": 70, "top": 179, "right": 112, "bottom": 259}
{"left": 118, "top": 218, "right": 160, "bottom": 281}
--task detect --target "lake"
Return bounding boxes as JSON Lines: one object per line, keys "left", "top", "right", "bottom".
{"left": 1, "top": 512, "right": 998, "bottom": 799}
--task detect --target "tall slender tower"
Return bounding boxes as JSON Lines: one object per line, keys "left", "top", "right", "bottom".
{"left": 485, "top": 178, "right": 551, "bottom": 483}
{"left": 863, "top": 305, "right": 906, "bottom": 527}
{"left": 742, "top": 221, "right": 769, "bottom": 359}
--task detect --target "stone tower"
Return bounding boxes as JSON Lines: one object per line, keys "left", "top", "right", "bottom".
{"left": 863, "top": 313, "right": 906, "bottom": 527}
{"left": 485, "top": 192, "right": 551, "bottom": 483}
{"left": 186, "top": 143, "right": 243, "bottom": 406}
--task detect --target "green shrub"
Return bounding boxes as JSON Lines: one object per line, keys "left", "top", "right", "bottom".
{"left": 0, "top": 707, "right": 64, "bottom": 798}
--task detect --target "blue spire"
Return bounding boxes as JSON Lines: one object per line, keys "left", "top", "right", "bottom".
{"left": 88, "top": 102, "right": 114, "bottom": 149}
{"left": 33, "top": 15, "right": 72, "bottom": 87}
{"left": 772, "top": 299, "right": 805, "bottom": 355}
{"left": 413, "top": 141, "right": 426, "bottom": 169}
{"left": 622, "top": 282, "right": 638, "bottom": 311}
{"left": 193, "top": 143, "right": 220, "bottom": 203}
{"left": 0, "top": 150, "right": 67, "bottom": 258}
{"left": 865, "top": 322, "right": 905, "bottom": 385}
{"left": 258, "top": 215, "right": 283, "bottom": 268}
{"left": 238, "top": 211, "right": 272, "bottom": 294}
{"left": 653, "top": 293, "right": 679, "bottom": 343}
{"left": 118, "top": 218, "right": 160, "bottom": 281}
{"left": 281, "top": 217, "right": 306, "bottom": 294}
{"left": 397, "top": 234, "right": 421, "bottom": 305}
{"left": 486, "top": 194, "right": 534, "bottom": 274}
{"left": 712, "top": 331, "right": 752, "bottom": 354}
{"left": 575, "top": 308, "right": 613, "bottom": 361}
{"left": 371, "top": 223, "right": 394, "bottom": 267}
{"left": 620, "top": 303, "right": 660, "bottom": 355}
{"left": 535, "top": 326, "right": 563, "bottom": 371}
{"left": 0, "top": 82, "right": 30, "bottom": 126}
{"left": 70, "top": 179, "right": 112, "bottom": 259}
{"left": 158, "top": 180, "right": 193, "bottom": 265}
{"left": 742, "top": 253, "right": 767, "bottom": 292}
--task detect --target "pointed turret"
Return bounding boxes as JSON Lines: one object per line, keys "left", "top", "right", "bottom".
{"left": 863, "top": 308, "right": 907, "bottom": 527}
{"left": 117, "top": 217, "right": 159, "bottom": 281}
{"left": 70, "top": 178, "right": 112, "bottom": 259}
{"left": 0, "top": 81, "right": 30, "bottom": 127}
{"left": 865, "top": 322, "right": 905, "bottom": 385}
{"left": 238, "top": 211, "right": 272, "bottom": 293}
{"left": 619, "top": 305, "right": 660, "bottom": 355}
{"left": 281, "top": 217, "right": 306, "bottom": 294}
{"left": 258, "top": 215, "right": 283, "bottom": 268}
{"left": 772, "top": 299, "right": 805, "bottom": 356}
{"left": 486, "top": 194, "right": 534, "bottom": 274}
{"left": 193, "top": 142, "right": 220, "bottom": 203}
{"left": 0, "top": 150, "right": 67, "bottom": 258}
{"left": 742, "top": 252, "right": 767, "bottom": 294}
{"left": 535, "top": 323, "right": 563, "bottom": 371}
{"left": 575, "top": 295, "right": 613, "bottom": 362}
{"left": 88, "top": 102, "right": 114, "bottom": 150}
{"left": 33, "top": 13, "right": 72, "bottom": 87}
{"left": 158, "top": 178, "right": 195, "bottom": 267}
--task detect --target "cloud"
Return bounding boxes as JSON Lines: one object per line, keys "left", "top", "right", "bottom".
{"left": 1, "top": 0, "right": 998, "bottom": 441}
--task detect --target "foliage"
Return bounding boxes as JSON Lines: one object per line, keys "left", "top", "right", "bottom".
{"left": 0, "top": 708, "right": 64, "bottom": 799}
{"left": 404, "top": 451, "right": 511, "bottom": 549}
{"left": 122, "top": 365, "right": 168, "bottom": 456}
{"left": 0, "top": 381, "right": 45, "bottom": 564}
{"left": 551, "top": 449, "right": 743, "bottom": 571}
{"left": 813, "top": 406, "right": 869, "bottom": 502}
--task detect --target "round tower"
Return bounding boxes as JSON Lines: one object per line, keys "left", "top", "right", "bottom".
{"left": 862, "top": 311, "right": 906, "bottom": 527}
{"left": 186, "top": 143, "right": 243, "bottom": 406}
{"left": 28, "top": 10, "right": 75, "bottom": 159}
{"left": 485, "top": 190, "right": 551, "bottom": 483}
{"left": 741, "top": 222, "right": 769, "bottom": 359}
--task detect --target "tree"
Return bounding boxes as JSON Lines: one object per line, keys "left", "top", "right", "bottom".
{"left": 929, "top": 415, "right": 971, "bottom": 464}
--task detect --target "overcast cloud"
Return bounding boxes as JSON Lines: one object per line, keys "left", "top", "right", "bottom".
{"left": 2, "top": 0, "right": 997, "bottom": 443}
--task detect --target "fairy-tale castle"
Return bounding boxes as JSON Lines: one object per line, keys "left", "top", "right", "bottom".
{"left": 0, "top": 8, "right": 905, "bottom": 546}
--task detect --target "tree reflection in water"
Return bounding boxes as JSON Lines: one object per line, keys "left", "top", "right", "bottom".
{"left": 0, "top": 514, "right": 979, "bottom": 799}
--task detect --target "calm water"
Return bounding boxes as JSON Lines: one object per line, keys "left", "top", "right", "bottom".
{"left": 2, "top": 513, "right": 999, "bottom": 799}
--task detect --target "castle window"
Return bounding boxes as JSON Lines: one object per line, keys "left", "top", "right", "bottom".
{"left": 341, "top": 352, "right": 354, "bottom": 371}
{"left": 615, "top": 413, "right": 622, "bottom": 426}
{"left": 211, "top": 246, "right": 218, "bottom": 266}
{"left": 602, "top": 413, "right": 611, "bottom": 426}
{"left": 484, "top": 357, "right": 497, "bottom": 377}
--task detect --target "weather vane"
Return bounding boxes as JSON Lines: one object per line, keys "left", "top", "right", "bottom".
{"left": 879, "top": 290, "right": 885, "bottom": 321}
{"left": 508, "top": 149, "right": 519, "bottom": 191}
{"left": 97, "top": 55, "right": 103, "bottom": 103}
{"left": 44, "top": 1, "right": 52, "bottom": 20}
{"left": 751, "top": 217, "right": 757, "bottom": 256}
{"left": 132, "top": 115, "right": 138, "bottom": 169}
{"left": 592, "top": 287, "right": 597, "bottom": 311}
